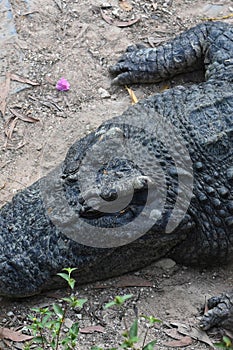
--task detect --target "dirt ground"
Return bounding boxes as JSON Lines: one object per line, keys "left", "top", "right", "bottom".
{"left": 1, "top": 0, "right": 233, "bottom": 349}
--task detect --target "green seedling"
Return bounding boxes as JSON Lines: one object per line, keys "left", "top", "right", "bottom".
{"left": 24, "top": 269, "right": 160, "bottom": 350}
{"left": 104, "top": 294, "right": 133, "bottom": 309}
{"left": 24, "top": 268, "right": 86, "bottom": 350}
{"left": 95, "top": 294, "right": 159, "bottom": 350}
{"left": 215, "top": 336, "right": 233, "bottom": 349}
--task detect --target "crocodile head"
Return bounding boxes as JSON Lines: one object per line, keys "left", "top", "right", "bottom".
{"left": 61, "top": 125, "right": 164, "bottom": 230}
{"left": 45, "top": 120, "right": 193, "bottom": 249}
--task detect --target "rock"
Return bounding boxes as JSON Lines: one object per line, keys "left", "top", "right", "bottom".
{"left": 64, "top": 318, "right": 73, "bottom": 328}
{"left": 7, "top": 311, "right": 14, "bottom": 317}
{"left": 154, "top": 258, "right": 176, "bottom": 270}
{"left": 98, "top": 87, "right": 111, "bottom": 98}
{"left": 202, "top": 4, "right": 224, "bottom": 17}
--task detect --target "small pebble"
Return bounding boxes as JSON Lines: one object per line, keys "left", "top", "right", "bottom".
{"left": 98, "top": 87, "right": 111, "bottom": 99}
{"left": 101, "top": 2, "right": 112, "bottom": 8}
{"left": 7, "top": 311, "right": 14, "bottom": 317}
{"left": 154, "top": 258, "right": 176, "bottom": 270}
{"left": 14, "top": 343, "right": 24, "bottom": 350}
{"left": 112, "top": 8, "right": 120, "bottom": 17}
{"left": 64, "top": 318, "right": 73, "bottom": 328}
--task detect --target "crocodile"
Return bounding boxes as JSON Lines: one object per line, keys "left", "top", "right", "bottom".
{"left": 0, "top": 21, "right": 233, "bottom": 331}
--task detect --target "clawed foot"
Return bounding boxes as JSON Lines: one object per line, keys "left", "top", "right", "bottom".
{"left": 109, "top": 44, "right": 156, "bottom": 85}
{"left": 200, "top": 293, "right": 233, "bottom": 331}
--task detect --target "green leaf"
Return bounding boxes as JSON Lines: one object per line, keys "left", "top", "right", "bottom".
{"left": 223, "top": 336, "right": 232, "bottom": 347}
{"left": 61, "top": 337, "right": 70, "bottom": 345}
{"left": 32, "top": 336, "right": 44, "bottom": 344}
{"left": 57, "top": 272, "right": 70, "bottom": 283}
{"left": 23, "top": 345, "right": 30, "bottom": 350}
{"left": 50, "top": 338, "right": 56, "bottom": 349}
{"left": 31, "top": 307, "right": 41, "bottom": 313}
{"left": 91, "top": 346, "right": 118, "bottom": 350}
{"left": 31, "top": 307, "right": 49, "bottom": 315}
{"left": 129, "top": 319, "right": 138, "bottom": 338}
{"left": 141, "top": 315, "right": 161, "bottom": 324}
{"left": 74, "top": 298, "right": 87, "bottom": 308}
{"left": 104, "top": 294, "right": 133, "bottom": 309}
{"left": 121, "top": 337, "right": 139, "bottom": 348}
{"left": 63, "top": 297, "right": 87, "bottom": 309}
{"left": 214, "top": 344, "right": 229, "bottom": 349}
{"left": 115, "top": 294, "right": 133, "bottom": 305}
{"left": 41, "top": 313, "right": 52, "bottom": 326}
{"left": 63, "top": 267, "right": 78, "bottom": 274}
{"left": 57, "top": 270, "right": 77, "bottom": 289}
{"left": 214, "top": 336, "right": 233, "bottom": 349}
{"left": 53, "top": 303, "right": 64, "bottom": 318}
{"left": 104, "top": 301, "right": 116, "bottom": 309}
{"left": 69, "top": 278, "right": 76, "bottom": 289}
{"left": 143, "top": 340, "right": 157, "bottom": 350}
{"left": 70, "top": 322, "right": 79, "bottom": 336}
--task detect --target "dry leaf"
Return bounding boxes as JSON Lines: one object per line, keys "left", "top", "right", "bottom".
{"left": 164, "top": 336, "right": 193, "bottom": 347}
{"left": 100, "top": 10, "right": 113, "bottom": 25}
{"left": 116, "top": 275, "right": 153, "bottom": 287}
{"left": 204, "top": 296, "right": 208, "bottom": 314}
{"left": 10, "top": 73, "right": 39, "bottom": 86}
{"left": 201, "top": 13, "right": 233, "bottom": 21}
{"left": 10, "top": 108, "right": 40, "bottom": 123}
{"left": 160, "top": 84, "right": 170, "bottom": 91}
{"left": 0, "top": 327, "right": 33, "bottom": 342}
{"left": 0, "top": 73, "right": 11, "bottom": 117}
{"left": 4, "top": 108, "right": 39, "bottom": 145}
{"left": 80, "top": 325, "right": 105, "bottom": 334}
{"left": 94, "top": 275, "right": 153, "bottom": 288}
{"left": 101, "top": 9, "right": 140, "bottom": 27}
{"left": 125, "top": 86, "right": 138, "bottom": 104}
{"left": 0, "top": 183, "right": 6, "bottom": 190}
{"left": 164, "top": 328, "right": 183, "bottom": 340}
{"left": 119, "top": 0, "right": 133, "bottom": 11}
{"left": 0, "top": 72, "right": 39, "bottom": 118}
{"left": 169, "top": 322, "right": 214, "bottom": 347}
{"left": 4, "top": 117, "right": 18, "bottom": 139}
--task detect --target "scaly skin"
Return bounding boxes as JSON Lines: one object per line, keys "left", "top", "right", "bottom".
{"left": 110, "top": 21, "right": 233, "bottom": 331}
{"left": 0, "top": 21, "right": 233, "bottom": 331}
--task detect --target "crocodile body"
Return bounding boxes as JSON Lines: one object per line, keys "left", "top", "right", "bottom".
{"left": 1, "top": 21, "right": 233, "bottom": 330}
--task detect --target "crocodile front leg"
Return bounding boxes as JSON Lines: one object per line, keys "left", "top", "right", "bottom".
{"left": 200, "top": 292, "right": 233, "bottom": 330}
{"left": 110, "top": 21, "right": 233, "bottom": 85}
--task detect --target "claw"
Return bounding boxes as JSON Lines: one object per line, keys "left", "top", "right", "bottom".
{"left": 200, "top": 293, "right": 233, "bottom": 331}
{"left": 111, "top": 72, "right": 132, "bottom": 85}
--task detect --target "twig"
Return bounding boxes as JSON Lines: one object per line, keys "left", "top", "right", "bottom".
{"left": 0, "top": 160, "right": 12, "bottom": 169}
{"left": 201, "top": 13, "right": 233, "bottom": 21}
{"left": 53, "top": 0, "right": 63, "bottom": 12}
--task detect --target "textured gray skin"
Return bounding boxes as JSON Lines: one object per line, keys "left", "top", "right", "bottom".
{"left": 0, "top": 21, "right": 233, "bottom": 330}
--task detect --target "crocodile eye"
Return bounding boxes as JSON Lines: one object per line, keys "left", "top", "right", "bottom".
{"left": 100, "top": 189, "right": 118, "bottom": 201}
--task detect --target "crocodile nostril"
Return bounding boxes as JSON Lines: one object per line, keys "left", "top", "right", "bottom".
{"left": 100, "top": 189, "right": 118, "bottom": 201}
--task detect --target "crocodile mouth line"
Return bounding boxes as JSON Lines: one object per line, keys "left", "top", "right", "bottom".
{"left": 79, "top": 186, "right": 149, "bottom": 220}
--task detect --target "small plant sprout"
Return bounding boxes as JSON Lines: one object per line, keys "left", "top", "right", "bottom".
{"left": 104, "top": 294, "right": 133, "bottom": 309}
{"left": 140, "top": 315, "right": 161, "bottom": 349}
{"left": 101, "top": 295, "right": 159, "bottom": 350}
{"left": 121, "top": 319, "right": 139, "bottom": 348}
{"left": 24, "top": 267, "right": 87, "bottom": 350}
{"left": 215, "top": 336, "right": 233, "bottom": 349}
{"left": 24, "top": 271, "right": 160, "bottom": 350}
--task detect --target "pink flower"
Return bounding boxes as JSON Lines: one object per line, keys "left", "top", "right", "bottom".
{"left": 56, "top": 77, "right": 70, "bottom": 91}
